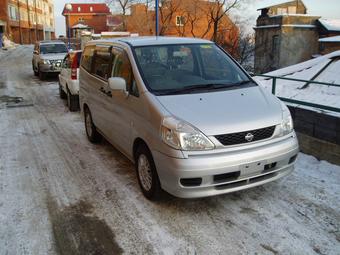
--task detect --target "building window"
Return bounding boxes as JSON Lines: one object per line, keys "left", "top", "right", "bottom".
{"left": 288, "top": 6, "right": 297, "bottom": 14}
{"left": 8, "top": 5, "right": 18, "bottom": 21}
{"left": 272, "top": 35, "right": 279, "bottom": 56}
{"left": 277, "top": 8, "right": 287, "bottom": 15}
{"left": 90, "top": 6, "right": 93, "bottom": 12}
{"left": 78, "top": 7, "right": 81, "bottom": 12}
{"left": 176, "top": 16, "right": 185, "bottom": 26}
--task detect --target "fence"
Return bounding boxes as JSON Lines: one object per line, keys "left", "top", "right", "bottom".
{"left": 256, "top": 74, "right": 340, "bottom": 113}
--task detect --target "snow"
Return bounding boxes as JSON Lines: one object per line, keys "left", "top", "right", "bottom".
{"left": 319, "top": 18, "right": 340, "bottom": 32}
{"left": 1, "top": 45, "right": 340, "bottom": 255}
{"left": 282, "top": 24, "right": 316, "bottom": 28}
{"left": 254, "top": 25, "right": 280, "bottom": 29}
{"left": 319, "top": 36, "right": 340, "bottom": 43}
{"left": 72, "top": 23, "right": 89, "bottom": 29}
{"left": 254, "top": 51, "right": 340, "bottom": 116}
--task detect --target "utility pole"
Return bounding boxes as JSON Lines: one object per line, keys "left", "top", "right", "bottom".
{"left": 155, "top": 0, "right": 159, "bottom": 36}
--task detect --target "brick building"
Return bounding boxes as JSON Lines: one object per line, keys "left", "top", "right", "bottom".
{"left": 0, "top": 0, "right": 55, "bottom": 44}
{"left": 108, "top": 0, "right": 239, "bottom": 55}
{"left": 62, "top": 3, "right": 111, "bottom": 39}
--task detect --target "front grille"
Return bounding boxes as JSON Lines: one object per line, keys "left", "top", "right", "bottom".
{"left": 50, "top": 60, "right": 62, "bottom": 67}
{"left": 215, "top": 126, "right": 275, "bottom": 146}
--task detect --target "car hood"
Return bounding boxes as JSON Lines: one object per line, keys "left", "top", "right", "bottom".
{"left": 41, "top": 53, "right": 67, "bottom": 61}
{"left": 156, "top": 86, "right": 283, "bottom": 136}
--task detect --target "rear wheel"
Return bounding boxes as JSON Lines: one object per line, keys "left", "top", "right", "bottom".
{"left": 135, "top": 144, "right": 162, "bottom": 200}
{"left": 84, "top": 107, "right": 102, "bottom": 143}
{"left": 67, "top": 88, "right": 79, "bottom": 112}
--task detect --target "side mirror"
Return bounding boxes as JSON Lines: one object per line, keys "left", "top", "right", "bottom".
{"left": 108, "top": 77, "right": 127, "bottom": 92}
{"left": 249, "top": 72, "right": 255, "bottom": 77}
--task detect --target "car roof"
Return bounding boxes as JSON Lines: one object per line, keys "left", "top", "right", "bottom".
{"left": 88, "top": 36, "right": 213, "bottom": 47}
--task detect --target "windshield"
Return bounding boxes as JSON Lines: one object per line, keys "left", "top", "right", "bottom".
{"left": 133, "top": 44, "right": 252, "bottom": 95}
{"left": 40, "top": 44, "right": 68, "bottom": 54}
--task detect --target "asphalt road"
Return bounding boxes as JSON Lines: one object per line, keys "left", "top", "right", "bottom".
{"left": 0, "top": 46, "right": 339, "bottom": 255}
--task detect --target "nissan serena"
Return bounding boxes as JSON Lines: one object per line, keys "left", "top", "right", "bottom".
{"left": 79, "top": 37, "right": 299, "bottom": 200}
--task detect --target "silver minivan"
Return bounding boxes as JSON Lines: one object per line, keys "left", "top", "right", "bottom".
{"left": 79, "top": 37, "right": 299, "bottom": 200}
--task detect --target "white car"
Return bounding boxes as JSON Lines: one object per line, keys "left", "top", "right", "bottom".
{"left": 58, "top": 50, "right": 82, "bottom": 111}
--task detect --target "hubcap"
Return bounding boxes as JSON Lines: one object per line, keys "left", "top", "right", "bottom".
{"left": 138, "top": 154, "right": 152, "bottom": 191}
{"left": 85, "top": 111, "right": 93, "bottom": 137}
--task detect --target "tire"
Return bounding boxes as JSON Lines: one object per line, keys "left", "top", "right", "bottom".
{"left": 38, "top": 68, "right": 46, "bottom": 80}
{"left": 59, "top": 82, "right": 67, "bottom": 99}
{"left": 135, "top": 144, "right": 162, "bottom": 200}
{"left": 84, "top": 107, "right": 102, "bottom": 143}
{"left": 33, "top": 65, "right": 38, "bottom": 76}
{"left": 67, "top": 88, "right": 79, "bottom": 112}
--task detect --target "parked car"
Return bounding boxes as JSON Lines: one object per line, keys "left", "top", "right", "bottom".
{"left": 79, "top": 37, "right": 299, "bottom": 200}
{"left": 58, "top": 50, "right": 82, "bottom": 111}
{"left": 32, "top": 40, "right": 68, "bottom": 80}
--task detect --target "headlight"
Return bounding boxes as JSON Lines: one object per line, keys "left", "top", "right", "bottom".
{"left": 280, "top": 102, "right": 293, "bottom": 136}
{"left": 161, "top": 116, "right": 215, "bottom": 151}
{"left": 40, "top": 59, "right": 50, "bottom": 65}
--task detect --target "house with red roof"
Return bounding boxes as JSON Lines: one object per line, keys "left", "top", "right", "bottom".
{"left": 62, "top": 3, "right": 111, "bottom": 38}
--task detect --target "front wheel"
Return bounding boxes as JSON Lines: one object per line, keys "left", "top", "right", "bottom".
{"left": 38, "top": 69, "right": 46, "bottom": 80}
{"left": 84, "top": 107, "right": 102, "bottom": 143}
{"left": 135, "top": 144, "right": 162, "bottom": 200}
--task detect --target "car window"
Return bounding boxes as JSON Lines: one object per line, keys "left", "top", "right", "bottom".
{"left": 92, "top": 46, "right": 113, "bottom": 80}
{"left": 134, "top": 44, "right": 250, "bottom": 95}
{"left": 81, "top": 45, "right": 95, "bottom": 73}
{"left": 112, "top": 49, "right": 138, "bottom": 97}
{"left": 40, "top": 44, "right": 68, "bottom": 54}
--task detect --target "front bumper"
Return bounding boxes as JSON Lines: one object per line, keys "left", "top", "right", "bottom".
{"left": 39, "top": 63, "right": 62, "bottom": 73}
{"left": 152, "top": 133, "right": 299, "bottom": 198}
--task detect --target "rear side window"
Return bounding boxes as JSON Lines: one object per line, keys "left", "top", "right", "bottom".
{"left": 81, "top": 45, "right": 95, "bottom": 72}
{"left": 92, "top": 46, "right": 113, "bottom": 80}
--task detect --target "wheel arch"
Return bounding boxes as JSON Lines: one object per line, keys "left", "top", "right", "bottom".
{"left": 133, "top": 138, "right": 150, "bottom": 163}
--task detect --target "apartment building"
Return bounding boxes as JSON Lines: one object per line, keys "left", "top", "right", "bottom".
{"left": 0, "top": 0, "right": 55, "bottom": 44}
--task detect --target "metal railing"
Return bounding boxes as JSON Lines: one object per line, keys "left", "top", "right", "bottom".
{"left": 256, "top": 74, "right": 340, "bottom": 113}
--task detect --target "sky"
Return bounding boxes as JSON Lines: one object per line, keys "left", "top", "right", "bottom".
{"left": 54, "top": 0, "right": 340, "bottom": 36}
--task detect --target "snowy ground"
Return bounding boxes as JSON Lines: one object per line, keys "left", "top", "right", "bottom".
{"left": 0, "top": 46, "right": 339, "bottom": 255}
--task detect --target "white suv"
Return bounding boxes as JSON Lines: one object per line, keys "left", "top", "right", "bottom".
{"left": 58, "top": 50, "right": 82, "bottom": 111}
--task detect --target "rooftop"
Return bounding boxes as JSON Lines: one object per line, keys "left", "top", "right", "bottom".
{"left": 254, "top": 51, "right": 340, "bottom": 116}
{"left": 89, "top": 36, "right": 213, "bottom": 47}
{"left": 257, "top": 0, "right": 305, "bottom": 10}
{"left": 318, "top": 19, "right": 340, "bottom": 32}
{"left": 319, "top": 36, "right": 340, "bottom": 43}
{"left": 62, "top": 3, "right": 111, "bottom": 15}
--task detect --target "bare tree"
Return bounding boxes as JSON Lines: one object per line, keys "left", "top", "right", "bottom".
{"left": 206, "top": 0, "right": 240, "bottom": 43}
{"left": 106, "top": 0, "right": 137, "bottom": 30}
{"left": 159, "top": 0, "right": 181, "bottom": 35}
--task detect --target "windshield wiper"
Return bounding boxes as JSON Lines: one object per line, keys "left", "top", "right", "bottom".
{"left": 160, "top": 83, "right": 228, "bottom": 95}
